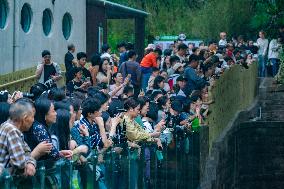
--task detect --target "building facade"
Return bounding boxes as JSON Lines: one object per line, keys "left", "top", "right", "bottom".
{"left": 0, "top": 0, "right": 86, "bottom": 74}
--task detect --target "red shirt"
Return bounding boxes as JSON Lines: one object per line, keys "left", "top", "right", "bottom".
{"left": 140, "top": 52, "right": 157, "bottom": 68}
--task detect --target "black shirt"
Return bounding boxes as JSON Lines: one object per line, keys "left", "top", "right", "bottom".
{"left": 81, "top": 67, "right": 92, "bottom": 83}
{"left": 65, "top": 51, "right": 74, "bottom": 72}
{"left": 67, "top": 80, "right": 84, "bottom": 94}
{"left": 44, "top": 64, "right": 56, "bottom": 82}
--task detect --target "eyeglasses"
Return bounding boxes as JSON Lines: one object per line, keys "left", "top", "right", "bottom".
{"left": 44, "top": 55, "right": 51, "bottom": 59}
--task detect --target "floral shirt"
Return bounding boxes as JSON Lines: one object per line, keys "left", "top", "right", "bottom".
{"left": 24, "top": 121, "right": 60, "bottom": 161}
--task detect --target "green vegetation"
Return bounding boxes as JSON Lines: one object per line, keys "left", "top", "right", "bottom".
{"left": 107, "top": 0, "right": 284, "bottom": 48}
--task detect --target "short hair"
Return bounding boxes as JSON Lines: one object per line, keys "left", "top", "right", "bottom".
{"left": 91, "top": 53, "right": 101, "bottom": 67}
{"left": 34, "top": 98, "right": 53, "bottom": 125}
{"left": 178, "top": 43, "right": 188, "bottom": 51}
{"left": 154, "top": 48, "right": 162, "bottom": 56}
{"left": 117, "top": 42, "right": 126, "bottom": 49}
{"left": 153, "top": 76, "right": 165, "bottom": 89}
{"left": 170, "top": 55, "right": 180, "bottom": 64}
{"left": 188, "top": 54, "right": 199, "bottom": 63}
{"left": 9, "top": 101, "right": 33, "bottom": 121}
{"left": 68, "top": 44, "right": 75, "bottom": 51}
{"left": 81, "top": 98, "right": 102, "bottom": 118}
{"left": 77, "top": 52, "right": 87, "bottom": 60}
{"left": 42, "top": 50, "right": 51, "bottom": 57}
{"left": 48, "top": 88, "right": 66, "bottom": 101}
{"left": 124, "top": 97, "right": 139, "bottom": 110}
{"left": 102, "top": 44, "right": 110, "bottom": 53}
{"left": 127, "top": 50, "right": 137, "bottom": 59}
{"left": 137, "top": 96, "right": 150, "bottom": 110}
{"left": 93, "top": 91, "right": 110, "bottom": 105}
{"left": 123, "top": 85, "right": 134, "bottom": 94}
{"left": 163, "top": 49, "right": 172, "bottom": 56}
{"left": 157, "top": 96, "right": 168, "bottom": 110}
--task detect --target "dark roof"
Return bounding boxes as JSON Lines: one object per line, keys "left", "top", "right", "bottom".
{"left": 87, "top": 0, "right": 149, "bottom": 19}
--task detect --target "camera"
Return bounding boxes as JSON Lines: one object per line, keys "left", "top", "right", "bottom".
{"left": 22, "top": 93, "right": 34, "bottom": 99}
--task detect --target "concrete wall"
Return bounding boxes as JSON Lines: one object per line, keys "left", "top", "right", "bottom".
{"left": 0, "top": 0, "right": 86, "bottom": 75}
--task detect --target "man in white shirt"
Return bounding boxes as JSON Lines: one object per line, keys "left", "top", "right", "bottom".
{"left": 256, "top": 31, "right": 269, "bottom": 77}
{"left": 268, "top": 37, "right": 282, "bottom": 76}
{"left": 218, "top": 32, "right": 227, "bottom": 48}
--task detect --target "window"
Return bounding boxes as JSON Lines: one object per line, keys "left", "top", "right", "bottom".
{"left": 0, "top": 0, "right": 8, "bottom": 29}
{"left": 42, "top": 8, "right": 53, "bottom": 36}
{"left": 21, "top": 3, "right": 32, "bottom": 33}
{"left": 62, "top": 13, "right": 72, "bottom": 40}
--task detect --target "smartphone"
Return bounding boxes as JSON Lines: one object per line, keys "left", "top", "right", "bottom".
{"left": 86, "top": 77, "right": 90, "bottom": 82}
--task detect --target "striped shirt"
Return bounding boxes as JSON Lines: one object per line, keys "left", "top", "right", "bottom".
{"left": 0, "top": 121, "right": 36, "bottom": 173}
{"left": 71, "top": 117, "right": 103, "bottom": 149}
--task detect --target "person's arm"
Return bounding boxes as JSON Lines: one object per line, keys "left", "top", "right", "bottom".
{"left": 52, "top": 63, "right": 63, "bottom": 81}
{"left": 94, "top": 117, "right": 112, "bottom": 148}
{"left": 32, "top": 124, "right": 60, "bottom": 159}
{"left": 7, "top": 130, "right": 36, "bottom": 170}
{"left": 71, "top": 125, "right": 91, "bottom": 148}
{"left": 191, "top": 70, "right": 208, "bottom": 89}
{"left": 90, "top": 66, "right": 99, "bottom": 86}
{"left": 263, "top": 39, "right": 269, "bottom": 56}
{"left": 35, "top": 63, "right": 44, "bottom": 78}
{"left": 150, "top": 54, "right": 158, "bottom": 68}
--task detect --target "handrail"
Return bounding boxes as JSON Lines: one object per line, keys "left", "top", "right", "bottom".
{"left": 0, "top": 75, "right": 37, "bottom": 88}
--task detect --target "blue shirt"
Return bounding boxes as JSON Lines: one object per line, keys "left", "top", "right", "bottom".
{"left": 71, "top": 117, "right": 103, "bottom": 149}
{"left": 184, "top": 66, "right": 208, "bottom": 95}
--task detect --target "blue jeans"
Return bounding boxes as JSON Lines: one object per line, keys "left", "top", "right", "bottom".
{"left": 270, "top": 58, "right": 280, "bottom": 77}
{"left": 258, "top": 55, "right": 266, "bottom": 77}
{"left": 141, "top": 72, "right": 151, "bottom": 92}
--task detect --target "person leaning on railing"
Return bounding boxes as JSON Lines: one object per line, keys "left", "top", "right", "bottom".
{"left": 0, "top": 101, "right": 37, "bottom": 176}
{"left": 121, "top": 98, "right": 163, "bottom": 149}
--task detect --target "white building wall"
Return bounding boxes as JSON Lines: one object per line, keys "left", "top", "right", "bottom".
{"left": 0, "top": 0, "right": 86, "bottom": 75}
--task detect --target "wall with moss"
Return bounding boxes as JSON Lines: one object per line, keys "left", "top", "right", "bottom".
{"left": 207, "top": 63, "right": 258, "bottom": 150}
{"left": 0, "top": 65, "right": 66, "bottom": 92}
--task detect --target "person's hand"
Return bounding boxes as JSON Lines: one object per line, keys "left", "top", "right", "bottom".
{"left": 79, "top": 125, "right": 89, "bottom": 137}
{"left": 156, "top": 138, "right": 163, "bottom": 150}
{"left": 80, "top": 82, "right": 89, "bottom": 89}
{"left": 155, "top": 120, "right": 166, "bottom": 132}
{"left": 128, "top": 142, "right": 140, "bottom": 149}
{"left": 111, "top": 114, "right": 122, "bottom": 127}
{"left": 24, "top": 163, "right": 36, "bottom": 177}
{"left": 138, "top": 90, "right": 145, "bottom": 97}
{"left": 113, "top": 147, "right": 123, "bottom": 154}
{"left": 59, "top": 150, "right": 73, "bottom": 159}
{"left": 35, "top": 141, "right": 52, "bottom": 155}
{"left": 103, "top": 139, "right": 113, "bottom": 149}
{"left": 123, "top": 77, "right": 130, "bottom": 86}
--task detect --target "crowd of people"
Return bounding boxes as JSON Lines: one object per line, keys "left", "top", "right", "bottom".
{"left": 0, "top": 27, "right": 283, "bottom": 188}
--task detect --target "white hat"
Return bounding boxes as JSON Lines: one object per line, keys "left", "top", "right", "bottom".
{"left": 173, "top": 63, "right": 185, "bottom": 71}
{"left": 145, "top": 44, "right": 156, "bottom": 50}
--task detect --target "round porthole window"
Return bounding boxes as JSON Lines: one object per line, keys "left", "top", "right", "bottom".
{"left": 62, "top": 13, "right": 72, "bottom": 40}
{"left": 42, "top": 8, "right": 53, "bottom": 36}
{"left": 0, "top": 0, "right": 9, "bottom": 29}
{"left": 21, "top": 3, "right": 32, "bottom": 33}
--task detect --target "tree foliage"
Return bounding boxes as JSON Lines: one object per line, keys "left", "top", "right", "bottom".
{"left": 107, "top": 0, "right": 284, "bottom": 47}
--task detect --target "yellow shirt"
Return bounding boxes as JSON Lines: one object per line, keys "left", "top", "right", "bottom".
{"left": 121, "top": 115, "right": 155, "bottom": 143}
